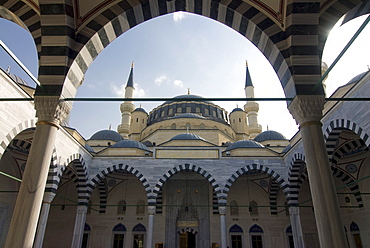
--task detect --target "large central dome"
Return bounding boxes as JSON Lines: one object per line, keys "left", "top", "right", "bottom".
{"left": 147, "top": 94, "right": 228, "bottom": 126}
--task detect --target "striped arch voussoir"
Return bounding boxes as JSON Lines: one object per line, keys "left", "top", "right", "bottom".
{"left": 287, "top": 155, "right": 306, "bottom": 206}
{"left": 88, "top": 164, "right": 151, "bottom": 204}
{"left": 152, "top": 163, "right": 220, "bottom": 205}
{"left": 223, "top": 164, "right": 289, "bottom": 200}
{"left": 324, "top": 119, "right": 369, "bottom": 165}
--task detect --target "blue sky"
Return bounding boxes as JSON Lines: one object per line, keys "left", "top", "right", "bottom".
{"left": 0, "top": 12, "right": 369, "bottom": 140}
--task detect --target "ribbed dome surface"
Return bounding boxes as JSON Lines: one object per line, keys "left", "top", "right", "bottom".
{"left": 170, "top": 133, "right": 205, "bottom": 141}
{"left": 346, "top": 71, "right": 368, "bottom": 85}
{"left": 89, "top": 130, "right": 123, "bottom": 142}
{"left": 170, "top": 113, "right": 205, "bottom": 119}
{"left": 225, "top": 140, "right": 264, "bottom": 151}
{"left": 111, "top": 140, "right": 150, "bottom": 151}
{"left": 254, "top": 130, "right": 286, "bottom": 142}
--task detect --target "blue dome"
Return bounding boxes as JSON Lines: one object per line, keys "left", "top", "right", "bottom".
{"left": 164, "top": 94, "right": 211, "bottom": 104}
{"left": 89, "top": 130, "right": 123, "bottom": 142}
{"left": 133, "top": 107, "right": 148, "bottom": 114}
{"left": 170, "top": 133, "right": 205, "bottom": 141}
{"left": 231, "top": 108, "right": 244, "bottom": 113}
{"left": 346, "top": 71, "right": 368, "bottom": 85}
{"left": 170, "top": 113, "right": 205, "bottom": 119}
{"left": 254, "top": 130, "right": 286, "bottom": 142}
{"left": 111, "top": 140, "right": 150, "bottom": 151}
{"left": 225, "top": 140, "right": 264, "bottom": 151}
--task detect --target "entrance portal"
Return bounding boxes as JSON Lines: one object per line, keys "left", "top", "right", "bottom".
{"left": 179, "top": 232, "right": 196, "bottom": 248}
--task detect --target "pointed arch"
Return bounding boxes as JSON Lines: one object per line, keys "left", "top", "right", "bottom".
{"left": 229, "top": 224, "right": 243, "bottom": 233}
{"left": 152, "top": 163, "right": 221, "bottom": 205}
{"left": 249, "top": 224, "right": 264, "bottom": 233}
{"left": 224, "top": 163, "right": 289, "bottom": 201}
{"left": 132, "top": 223, "right": 146, "bottom": 232}
{"left": 113, "top": 223, "right": 127, "bottom": 232}
{"left": 88, "top": 163, "right": 151, "bottom": 203}
{"left": 287, "top": 154, "right": 306, "bottom": 206}
{"left": 324, "top": 119, "right": 369, "bottom": 164}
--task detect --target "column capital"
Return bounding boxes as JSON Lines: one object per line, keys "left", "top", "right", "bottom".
{"left": 76, "top": 205, "right": 88, "bottom": 214}
{"left": 288, "top": 95, "right": 325, "bottom": 126}
{"left": 218, "top": 206, "right": 227, "bottom": 215}
{"left": 34, "top": 96, "right": 72, "bottom": 124}
{"left": 289, "top": 206, "right": 300, "bottom": 215}
{"left": 42, "top": 192, "right": 56, "bottom": 204}
{"left": 148, "top": 206, "right": 156, "bottom": 215}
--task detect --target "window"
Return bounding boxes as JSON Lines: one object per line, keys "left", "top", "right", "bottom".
{"left": 169, "top": 108, "right": 173, "bottom": 115}
{"left": 239, "top": 118, "right": 241, "bottom": 122}
{"left": 249, "top": 224, "right": 264, "bottom": 248}
{"left": 229, "top": 224, "right": 243, "bottom": 248}
{"left": 196, "top": 107, "right": 200, "bottom": 113}
{"left": 186, "top": 107, "right": 191, "bottom": 113}
{"left": 117, "top": 200, "right": 127, "bottom": 215}
{"left": 249, "top": 200, "right": 258, "bottom": 216}
{"left": 136, "top": 200, "right": 145, "bottom": 215}
{"left": 132, "top": 224, "right": 146, "bottom": 248}
{"left": 161, "top": 111, "right": 165, "bottom": 117}
{"left": 200, "top": 124, "right": 205, "bottom": 129}
{"left": 177, "top": 107, "right": 182, "bottom": 113}
{"left": 350, "top": 221, "right": 363, "bottom": 248}
{"left": 205, "top": 109, "right": 209, "bottom": 115}
{"left": 186, "top": 123, "right": 191, "bottom": 130}
{"left": 136, "top": 118, "right": 139, "bottom": 122}
{"left": 82, "top": 223, "right": 91, "bottom": 248}
{"left": 112, "top": 224, "right": 127, "bottom": 248}
{"left": 230, "top": 200, "right": 239, "bottom": 216}
{"left": 286, "top": 226, "right": 294, "bottom": 248}
{"left": 171, "top": 123, "right": 176, "bottom": 129}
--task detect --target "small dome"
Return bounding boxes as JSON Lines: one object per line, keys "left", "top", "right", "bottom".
{"left": 170, "top": 133, "right": 205, "bottom": 141}
{"left": 170, "top": 113, "right": 205, "bottom": 119}
{"left": 133, "top": 107, "right": 148, "bottom": 114}
{"left": 89, "top": 130, "right": 123, "bottom": 142}
{"left": 254, "top": 130, "right": 286, "bottom": 142}
{"left": 225, "top": 140, "right": 264, "bottom": 151}
{"left": 230, "top": 108, "right": 244, "bottom": 113}
{"left": 346, "top": 71, "right": 368, "bottom": 85}
{"left": 111, "top": 140, "right": 150, "bottom": 151}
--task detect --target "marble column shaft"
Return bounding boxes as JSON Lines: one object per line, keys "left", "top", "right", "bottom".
{"left": 289, "top": 207, "right": 305, "bottom": 248}
{"left": 289, "top": 95, "right": 347, "bottom": 248}
{"left": 33, "top": 192, "right": 56, "bottom": 248}
{"left": 5, "top": 96, "right": 70, "bottom": 248}
{"left": 71, "top": 205, "right": 88, "bottom": 248}
{"left": 146, "top": 206, "right": 155, "bottom": 248}
{"left": 219, "top": 206, "right": 227, "bottom": 248}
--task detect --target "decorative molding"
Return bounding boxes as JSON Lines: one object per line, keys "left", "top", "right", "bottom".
{"left": 288, "top": 95, "right": 325, "bottom": 126}
{"left": 34, "top": 96, "right": 72, "bottom": 124}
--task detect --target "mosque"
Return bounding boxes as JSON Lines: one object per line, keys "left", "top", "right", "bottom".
{"left": 0, "top": 1, "right": 370, "bottom": 248}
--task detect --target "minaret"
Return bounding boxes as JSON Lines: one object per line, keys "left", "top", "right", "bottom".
{"left": 118, "top": 63, "right": 136, "bottom": 139}
{"left": 243, "top": 61, "right": 262, "bottom": 139}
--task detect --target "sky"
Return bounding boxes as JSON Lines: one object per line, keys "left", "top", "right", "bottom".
{"left": 0, "top": 12, "right": 369, "bottom": 140}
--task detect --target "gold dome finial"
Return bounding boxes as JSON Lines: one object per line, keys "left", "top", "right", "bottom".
{"left": 131, "top": 61, "right": 134, "bottom": 68}
{"left": 246, "top": 60, "right": 248, "bottom": 67}
{"left": 187, "top": 88, "right": 190, "bottom": 95}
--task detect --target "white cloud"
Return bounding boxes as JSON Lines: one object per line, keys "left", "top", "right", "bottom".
{"left": 134, "top": 83, "right": 146, "bottom": 97}
{"left": 111, "top": 84, "right": 125, "bottom": 97}
{"left": 173, "top": 80, "right": 184, "bottom": 88}
{"left": 154, "top": 74, "right": 169, "bottom": 85}
{"left": 173, "top": 12, "right": 186, "bottom": 22}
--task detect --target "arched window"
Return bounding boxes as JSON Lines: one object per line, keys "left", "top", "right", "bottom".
{"left": 350, "top": 221, "right": 363, "bottom": 248}
{"left": 186, "top": 107, "right": 191, "bottom": 113}
{"left": 230, "top": 200, "right": 239, "bottom": 216}
{"left": 186, "top": 123, "right": 191, "bottom": 130}
{"left": 200, "top": 123, "right": 205, "bottom": 129}
{"left": 112, "top": 223, "right": 126, "bottom": 248}
{"left": 177, "top": 107, "right": 182, "bottom": 113}
{"left": 117, "top": 200, "right": 127, "bottom": 215}
{"left": 171, "top": 123, "right": 176, "bottom": 129}
{"left": 229, "top": 224, "right": 243, "bottom": 248}
{"left": 239, "top": 118, "right": 241, "bottom": 122}
{"left": 169, "top": 108, "right": 173, "bottom": 115}
{"left": 249, "top": 224, "right": 264, "bottom": 248}
{"left": 286, "top": 225, "right": 294, "bottom": 248}
{"left": 161, "top": 111, "right": 165, "bottom": 117}
{"left": 205, "top": 108, "right": 209, "bottom": 115}
{"left": 81, "top": 223, "right": 91, "bottom": 248}
{"left": 136, "top": 118, "right": 139, "bottom": 122}
{"left": 132, "top": 223, "right": 146, "bottom": 248}
{"left": 196, "top": 107, "right": 200, "bottom": 113}
{"left": 136, "top": 200, "right": 145, "bottom": 215}
{"left": 249, "top": 200, "right": 258, "bottom": 216}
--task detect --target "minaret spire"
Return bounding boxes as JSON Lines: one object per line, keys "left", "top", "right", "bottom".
{"left": 243, "top": 61, "right": 262, "bottom": 139}
{"left": 118, "top": 63, "right": 136, "bottom": 139}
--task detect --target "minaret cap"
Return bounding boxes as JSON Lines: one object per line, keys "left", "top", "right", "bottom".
{"left": 126, "top": 62, "right": 134, "bottom": 88}
{"left": 245, "top": 60, "right": 253, "bottom": 88}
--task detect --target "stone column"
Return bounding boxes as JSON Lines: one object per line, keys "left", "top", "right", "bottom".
{"left": 5, "top": 96, "right": 70, "bottom": 248}
{"left": 146, "top": 206, "right": 156, "bottom": 248}
{"left": 288, "top": 95, "right": 347, "bottom": 248}
{"left": 219, "top": 206, "right": 227, "bottom": 248}
{"left": 289, "top": 207, "right": 305, "bottom": 248}
{"left": 71, "top": 205, "right": 88, "bottom": 248}
{"left": 33, "top": 192, "right": 56, "bottom": 248}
